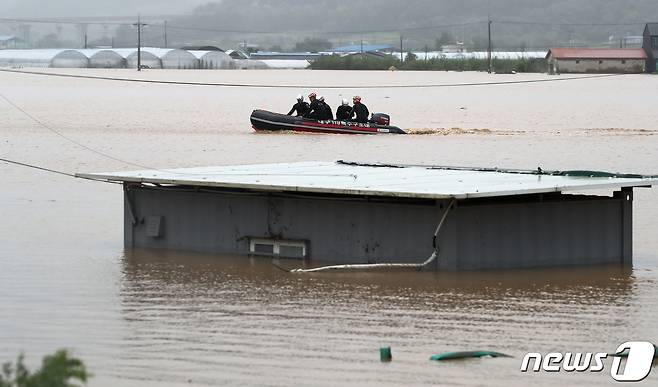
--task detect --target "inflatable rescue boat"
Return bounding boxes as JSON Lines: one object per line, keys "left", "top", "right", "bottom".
{"left": 250, "top": 110, "right": 406, "bottom": 135}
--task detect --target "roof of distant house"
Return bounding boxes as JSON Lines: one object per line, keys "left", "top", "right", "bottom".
{"left": 180, "top": 46, "right": 224, "bottom": 52}
{"left": 645, "top": 23, "right": 658, "bottom": 36}
{"left": 546, "top": 48, "right": 647, "bottom": 60}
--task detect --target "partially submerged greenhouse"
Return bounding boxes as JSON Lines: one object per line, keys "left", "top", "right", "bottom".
{"left": 125, "top": 49, "right": 163, "bottom": 69}
{"left": 50, "top": 50, "right": 89, "bottom": 68}
{"left": 0, "top": 47, "right": 273, "bottom": 69}
{"left": 0, "top": 49, "right": 64, "bottom": 67}
{"left": 161, "top": 49, "right": 199, "bottom": 69}
{"left": 194, "top": 50, "right": 232, "bottom": 69}
{"left": 89, "top": 50, "right": 126, "bottom": 68}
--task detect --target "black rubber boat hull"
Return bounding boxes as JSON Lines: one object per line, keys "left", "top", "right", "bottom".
{"left": 250, "top": 109, "right": 406, "bottom": 135}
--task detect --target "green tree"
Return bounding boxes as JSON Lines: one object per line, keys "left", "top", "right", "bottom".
{"left": 0, "top": 350, "right": 88, "bottom": 387}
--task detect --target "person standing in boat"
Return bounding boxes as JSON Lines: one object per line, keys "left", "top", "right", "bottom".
{"left": 335, "top": 99, "right": 352, "bottom": 121}
{"left": 287, "top": 94, "right": 310, "bottom": 117}
{"left": 318, "top": 96, "right": 333, "bottom": 120}
{"left": 350, "top": 96, "right": 369, "bottom": 123}
{"left": 304, "top": 92, "right": 321, "bottom": 119}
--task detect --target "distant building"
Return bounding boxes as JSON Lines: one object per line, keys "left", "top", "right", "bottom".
{"left": 225, "top": 49, "right": 249, "bottom": 60}
{"left": 250, "top": 51, "right": 320, "bottom": 61}
{"left": 440, "top": 43, "right": 464, "bottom": 53}
{"left": 546, "top": 48, "right": 646, "bottom": 74}
{"left": 643, "top": 23, "right": 658, "bottom": 72}
{"left": 0, "top": 35, "right": 22, "bottom": 49}
{"left": 621, "top": 35, "right": 643, "bottom": 48}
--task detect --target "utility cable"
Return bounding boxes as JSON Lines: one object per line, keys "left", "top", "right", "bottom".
{"left": 0, "top": 91, "right": 358, "bottom": 178}
{"left": 0, "top": 92, "right": 155, "bottom": 170}
{"left": 0, "top": 68, "right": 624, "bottom": 89}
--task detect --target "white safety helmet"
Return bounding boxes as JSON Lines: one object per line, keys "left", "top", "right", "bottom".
{"left": 296, "top": 94, "right": 304, "bottom": 102}
{"left": 341, "top": 98, "right": 349, "bottom": 106}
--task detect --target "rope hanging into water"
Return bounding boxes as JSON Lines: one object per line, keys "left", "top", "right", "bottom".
{"left": 0, "top": 157, "right": 121, "bottom": 184}
{"left": 0, "top": 92, "right": 156, "bottom": 170}
{"left": 0, "top": 92, "right": 357, "bottom": 179}
{"left": 280, "top": 199, "right": 455, "bottom": 273}
{"left": 0, "top": 68, "right": 622, "bottom": 89}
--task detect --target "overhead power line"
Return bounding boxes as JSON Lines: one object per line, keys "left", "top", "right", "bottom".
{"left": 0, "top": 68, "right": 623, "bottom": 89}
{"left": 0, "top": 17, "right": 131, "bottom": 26}
{"left": 494, "top": 19, "right": 647, "bottom": 27}
{"left": 165, "top": 21, "right": 486, "bottom": 35}
{"left": 1, "top": 16, "right": 482, "bottom": 33}
{"left": 1, "top": 16, "right": 648, "bottom": 30}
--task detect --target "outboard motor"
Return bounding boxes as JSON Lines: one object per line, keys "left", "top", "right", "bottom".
{"left": 370, "top": 113, "right": 390, "bottom": 126}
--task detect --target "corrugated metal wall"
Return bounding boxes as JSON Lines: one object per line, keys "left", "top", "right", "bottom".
{"left": 124, "top": 185, "right": 631, "bottom": 270}
{"left": 448, "top": 198, "right": 626, "bottom": 270}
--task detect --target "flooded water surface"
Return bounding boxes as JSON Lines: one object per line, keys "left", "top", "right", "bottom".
{"left": 1, "top": 69, "right": 657, "bottom": 386}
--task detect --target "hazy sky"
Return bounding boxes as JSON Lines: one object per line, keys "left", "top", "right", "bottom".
{"left": 2, "top": 0, "right": 210, "bottom": 17}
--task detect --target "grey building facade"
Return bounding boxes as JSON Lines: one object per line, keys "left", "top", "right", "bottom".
{"left": 122, "top": 185, "right": 634, "bottom": 271}
{"left": 643, "top": 23, "right": 658, "bottom": 73}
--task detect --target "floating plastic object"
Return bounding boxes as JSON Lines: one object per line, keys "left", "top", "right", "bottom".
{"left": 430, "top": 351, "right": 511, "bottom": 361}
{"left": 380, "top": 347, "right": 392, "bottom": 362}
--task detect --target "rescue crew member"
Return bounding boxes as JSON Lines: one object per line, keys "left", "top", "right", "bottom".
{"left": 335, "top": 99, "right": 352, "bottom": 121}
{"left": 318, "top": 96, "right": 333, "bottom": 120}
{"left": 287, "top": 94, "right": 309, "bottom": 117}
{"left": 350, "top": 95, "right": 369, "bottom": 123}
{"left": 304, "top": 92, "right": 321, "bottom": 119}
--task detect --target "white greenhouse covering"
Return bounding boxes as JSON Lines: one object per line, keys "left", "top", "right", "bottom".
{"left": 0, "top": 49, "right": 65, "bottom": 67}
{"left": 396, "top": 51, "right": 548, "bottom": 61}
{"left": 261, "top": 59, "right": 310, "bottom": 69}
{"left": 191, "top": 50, "right": 232, "bottom": 69}
{"left": 89, "top": 50, "right": 126, "bottom": 68}
{"left": 125, "top": 50, "right": 163, "bottom": 69}
{"left": 0, "top": 48, "right": 549, "bottom": 70}
{"left": 160, "top": 49, "right": 199, "bottom": 69}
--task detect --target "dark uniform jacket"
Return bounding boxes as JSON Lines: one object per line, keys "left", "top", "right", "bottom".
{"left": 335, "top": 105, "right": 352, "bottom": 121}
{"left": 287, "top": 101, "right": 310, "bottom": 117}
{"left": 319, "top": 102, "right": 333, "bottom": 120}
{"left": 305, "top": 99, "right": 322, "bottom": 119}
{"left": 351, "top": 103, "right": 369, "bottom": 123}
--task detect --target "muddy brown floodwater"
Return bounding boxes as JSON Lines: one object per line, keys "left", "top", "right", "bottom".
{"left": 1, "top": 69, "right": 657, "bottom": 386}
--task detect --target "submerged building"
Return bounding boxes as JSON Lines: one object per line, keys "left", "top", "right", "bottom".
{"left": 78, "top": 161, "right": 658, "bottom": 271}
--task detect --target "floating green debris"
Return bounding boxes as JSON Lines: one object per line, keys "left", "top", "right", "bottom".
{"left": 380, "top": 346, "right": 392, "bottom": 362}
{"left": 430, "top": 351, "right": 511, "bottom": 361}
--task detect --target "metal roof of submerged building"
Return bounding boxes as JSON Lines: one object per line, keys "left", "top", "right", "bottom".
{"left": 77, "top": 161, "right": 658, "bottom": 200}
{"left": 546, "top": 48, "right": 647, "bottom": 60}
